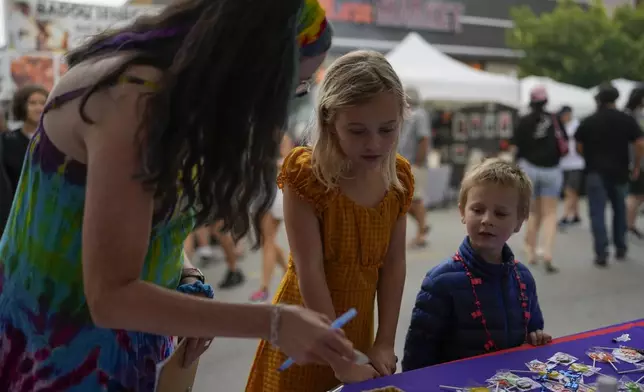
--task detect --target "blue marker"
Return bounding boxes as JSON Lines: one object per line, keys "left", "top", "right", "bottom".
{"left": 278, "top": 308, "right": 358, "bottom": 372}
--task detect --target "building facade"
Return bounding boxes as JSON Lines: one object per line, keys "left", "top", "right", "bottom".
{"left": 140, "top": 0, "right": 636, "bottom": 74}
{"left": 320, "top": 0, "right": 635, "bottom": 73}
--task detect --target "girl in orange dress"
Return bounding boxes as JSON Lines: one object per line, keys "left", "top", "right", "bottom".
{"left": 246, "top": 50, "right": 414, "bottom": 392}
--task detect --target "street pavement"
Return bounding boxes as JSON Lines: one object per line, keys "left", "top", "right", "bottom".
{"left": 192, "top": 203, "right": 644, "bottom": 391}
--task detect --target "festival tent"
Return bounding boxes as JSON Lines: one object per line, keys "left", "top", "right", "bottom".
{"left": 386, "top": 33, "right": 520, "bottom": 108}
{"left": 589, "top": 78, "right": 642, "bottom": 110}
{"left": 520, "top": 76, "right": 596, "bottom": 118}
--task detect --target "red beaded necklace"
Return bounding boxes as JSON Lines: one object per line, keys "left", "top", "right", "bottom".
{"left": 453, "top": 252, "right": 530, "bottom": 352}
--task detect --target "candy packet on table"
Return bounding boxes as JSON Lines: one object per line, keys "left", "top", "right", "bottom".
{"left": 569, "top": 363, "right": 602, "bottom": 377}
{"left": 526, "top": 359, "right": 556, "bottom": 373}
{"left": 512, "top": 377, "right": 542, "bottom": 391}
{"left": 587, "top": 349, "right": 619, "bottom": 363}
{"left": 541, "top": 381, "right": 573, "bottom": 392}
{"left": 486, "top": 372, "right": 540, "bottom": 391}
{"left": 549, "top": 352, "right": 579, "bottom": 366}
{"left": 619, "top": 376, "right": 644, "bottom": 392}
{"left": 577, "top": 384, "right": 597, "bottom": 392}
{"left": 614, "top": 348, "right": 644, "bottom": 364}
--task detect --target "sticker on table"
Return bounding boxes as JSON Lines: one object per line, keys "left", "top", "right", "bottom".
{"left": 526, "top": 359, "right": 555, "bottom": 373}
{"left": 569, "top": 363, "right": 602, "bottom": 377}
{"left": 549, "top": 352, "right": 579, "bottom": 366}
{"left": 614, "top": 348, "right": 644, "bottom": 364}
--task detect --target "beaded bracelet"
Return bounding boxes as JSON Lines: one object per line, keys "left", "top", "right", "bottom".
{"left": 269, "top": 305, "right": 283, "bottom": 346}
{"left": 177, "top": 280, "right": 215, "bottom": 299}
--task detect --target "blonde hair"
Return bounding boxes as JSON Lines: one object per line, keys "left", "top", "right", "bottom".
{"left": 459, "top": 158, "right": 533, "bottom": 220}
{"left": 311, "top": 50, "right": 406, "bottom": 192}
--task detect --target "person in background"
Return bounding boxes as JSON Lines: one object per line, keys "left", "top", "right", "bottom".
{"left": 249, "top": 132, "right": 292, "bottom": 302}
{"left": 575, "top": 83, "right": 644, "bottom": 266}
{"left": 2, "top": 85, "right": 48, "bottom": 191}
{"left": 183, "top": 222, "right": 245, "bottom": 289}
{"left": 511, "top": 86, "right": 565, "bottom": 273}
{"left": 402, "top": 159, "right": 549, "bottom": 371}
{"left": 624, "top": 86, "right": 644, "bottom": 239}
{"left": 558, "top": 106, "right": 584, "bottom": 227}
{"left": 0, "top": 85, "right": 48, "bottom": 234}
{"left": 399, "top": 88, "right": 431, "bottom": 248}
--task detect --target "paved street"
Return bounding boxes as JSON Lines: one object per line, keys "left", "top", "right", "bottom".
{"left": 192, "top": 203, "right": 644, "bottom": 391}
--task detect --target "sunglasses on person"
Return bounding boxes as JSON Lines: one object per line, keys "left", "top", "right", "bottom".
{"left": 295, "top": 78, "right": 312, "bottom": 98}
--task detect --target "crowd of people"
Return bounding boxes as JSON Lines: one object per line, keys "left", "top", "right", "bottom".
{"left": 0, "top": 0, "right": 642, "bottom": 391}
{"left": 513, "top": 83, "right": 644, "bottom": 269}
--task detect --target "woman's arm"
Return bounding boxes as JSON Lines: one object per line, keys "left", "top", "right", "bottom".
{"left": 80, "top": 81, "right": 276, "bottom": 339}
{"left": 374, "top": 216, "right": 407, "bottom": 348}
{"left": 282, "top": 185, "right": 336, "bottom": 321}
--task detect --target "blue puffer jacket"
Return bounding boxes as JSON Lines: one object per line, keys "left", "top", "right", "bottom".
{"left": 402, "top": 237, "right": 544, "bottom": 371}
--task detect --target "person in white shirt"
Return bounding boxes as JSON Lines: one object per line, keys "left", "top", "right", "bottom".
{"left": 558, "top": 106, "right": 585, "bottom": 226}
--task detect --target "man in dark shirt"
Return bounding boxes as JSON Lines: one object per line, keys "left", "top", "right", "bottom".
{"left": 575, "top": 83, "right": 644, "bottom": 266}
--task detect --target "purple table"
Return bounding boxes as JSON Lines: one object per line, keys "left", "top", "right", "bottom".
{"left": 342, "top": 320, "right": 644, "bottom": 392}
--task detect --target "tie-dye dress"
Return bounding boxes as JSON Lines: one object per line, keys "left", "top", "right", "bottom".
{"left": 0, "top": 2, "right": 332, "bottom": 390}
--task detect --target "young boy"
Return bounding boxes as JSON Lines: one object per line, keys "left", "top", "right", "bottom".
{"left": 402, "top": 159, "right": 551, "bottom": 371}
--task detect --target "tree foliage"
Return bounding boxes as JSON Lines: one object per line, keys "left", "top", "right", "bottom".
{"left": 507, "top": 0, "right": 644, "bottom": 87}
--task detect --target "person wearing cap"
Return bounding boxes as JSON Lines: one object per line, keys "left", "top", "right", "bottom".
{"left": 624, "top": 86, "right": 644, "bottom": 239}
{"left": 575, "top": 83, "right": 644, "bottom": 267}
{"left": 558, "top": 105, "right": 584, "bottom": 227}
{"left": 511, "top": 85, "right": 565, "bottom": 273}
{"left": 398, "top": 88, "right": 431, "bottom": 247}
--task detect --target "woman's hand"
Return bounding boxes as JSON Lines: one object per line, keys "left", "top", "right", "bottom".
{"left": 334, "top": 363, "right": 380, "bottom": 384}
{"left": 180, "top": 277, "right": 215, "bottom": 367}
{"left": 366, "top": 344, "right": 397, "bottom": 376}
{"left": 277, "top": 305, "right": 355, "bottom": 368}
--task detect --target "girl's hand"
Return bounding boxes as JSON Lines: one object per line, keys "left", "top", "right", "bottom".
{"left": 334, "top": 363, "right": 380, "bottom": 384}
{"left": 367, "top": 344, "right": 397, "bottom": 376}
{"left": 529, "top": 330, "right": 552, "bottom": 346}
{"left": 278, "top": 305, "right": 355, "bottom": 367}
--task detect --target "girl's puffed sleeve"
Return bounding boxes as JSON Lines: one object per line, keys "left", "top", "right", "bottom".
{"left": 277, "top": 146, "right": 331, "bottom": 215}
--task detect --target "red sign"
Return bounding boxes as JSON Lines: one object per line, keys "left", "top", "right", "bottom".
{"left": 319, "top": 0, "right": 374, "bottom": 24}
{"left": 319, "top": 0, "right": 464, "bottom": 32}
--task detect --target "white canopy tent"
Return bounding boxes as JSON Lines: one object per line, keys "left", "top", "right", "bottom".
{"left": 520, "top": 76, "right": 596, "bottom": 118}
{"left": 589, "top": 78, "right": 642, "bottom": 110}
{"left": 386, "top": 33, "right": 519, "bottom": 108}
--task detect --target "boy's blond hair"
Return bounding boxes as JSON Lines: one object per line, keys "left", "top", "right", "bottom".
{"left": 459, "top": 158, "right": 533, "bottom": 220}
{"left": 311, "top": 50, "right": 406, "bottom": 192}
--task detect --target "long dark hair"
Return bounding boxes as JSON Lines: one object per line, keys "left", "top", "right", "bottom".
{"left": 66, "top": 0, "right": 302, "bottom": 245}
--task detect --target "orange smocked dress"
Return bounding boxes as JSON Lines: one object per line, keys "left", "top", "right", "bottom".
{"left": 245, "top": 147, "right": 414, "bottom": 392}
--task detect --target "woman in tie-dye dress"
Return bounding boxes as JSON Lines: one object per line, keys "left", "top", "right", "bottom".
{"left": 0, "top": 1, "right": 358, "bottom": 391}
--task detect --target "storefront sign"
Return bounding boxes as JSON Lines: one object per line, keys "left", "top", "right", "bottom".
{"left": 319, "top": 0, "right": 464, "bottom": 32}
{"left": 374, "top": 0, "right": 464, "bottom": 32}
